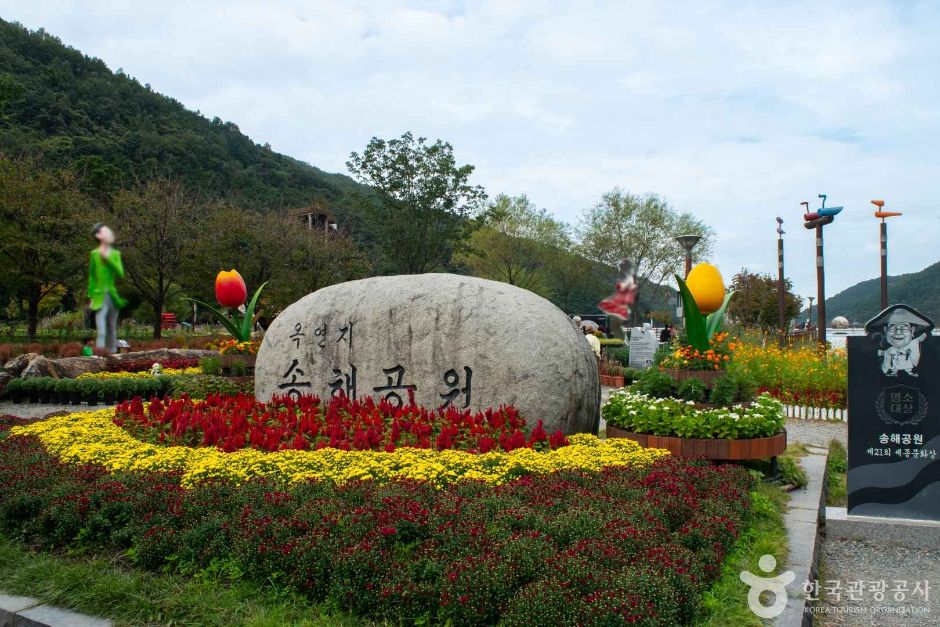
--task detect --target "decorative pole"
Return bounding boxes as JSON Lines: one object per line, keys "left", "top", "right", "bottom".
{"left": 776, "top": 217, "right": 786, "bottom": 347}
{"left": 803, "top": 195, "right": 843, "bottom": 346}
{"left": 871, "top": 200, "right": 902, "bottom": 310}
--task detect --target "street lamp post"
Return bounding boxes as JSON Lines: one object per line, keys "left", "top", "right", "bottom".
{"left": 674, "top": 234, "right": 702, "bottom": 278}
{"left": 871, "top": 200, "right": 902, "bottom": 310}
{"left": 803, "top": 195, "right": 843, "bottom": 346}
{"left": 776, "top": 217, "right": 786, "bottom": 347}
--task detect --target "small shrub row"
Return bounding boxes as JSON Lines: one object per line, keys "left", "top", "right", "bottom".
{"left": 3, "top": 376, "right": 172, "bottom": 404}
{"left": 630, "top": 368, "right": 757, "bottom": 404}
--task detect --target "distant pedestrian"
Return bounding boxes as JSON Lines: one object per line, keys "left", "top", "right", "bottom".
{"left": 584, "top": 326, "right": 601, "bottom": 358}
{"left": 659, "top": 324, "right": 673, "bottom": 343}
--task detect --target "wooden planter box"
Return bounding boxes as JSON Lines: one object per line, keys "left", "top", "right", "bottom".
{"left": 606, "top": 425, "right": 787, "bottom": 461}
{"left": 661, "top": 368, "right": 724, "bottom": 388}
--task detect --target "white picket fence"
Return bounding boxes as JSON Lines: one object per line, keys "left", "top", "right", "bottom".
{"left": 785, "top": 404, "right": 847, "bottom": 422}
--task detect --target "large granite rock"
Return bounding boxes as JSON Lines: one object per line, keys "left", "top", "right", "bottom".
{"left": 256, "top": 274, "right": 600, "bottom": 434}
{"left": 3, "top": 353, "right": 39, "bottom": 377}
{"left": 12, "top": 348, "right": 217, "bottom": 380}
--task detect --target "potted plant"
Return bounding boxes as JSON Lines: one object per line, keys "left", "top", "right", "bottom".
{"left": 78, "top": 378, "right": 98, "bottom": 406}
{"left": 100, "top": 379, "right": 119, "bottom": 404}
{"left": 600, "top": 359, "right": 625, "bottom": 387}
{"left": 22, "top": 378, "right": 40, "bottom": 403}
{"left": 4, "top": 378, "right": 24, "bottom": 403}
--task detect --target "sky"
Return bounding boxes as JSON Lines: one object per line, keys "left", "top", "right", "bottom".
{"left": 3, "top": 0, "right": 939, "bottom": 305}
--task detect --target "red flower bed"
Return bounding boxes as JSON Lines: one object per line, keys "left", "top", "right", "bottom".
{"left": 113, "top": 393, "right": 568, "bottom": 453}
{"left": 0, "top": 432, "right": 756, "bottom": 626}
{"left": 758, "top": 386, "right": 846, "bottom": 409}
{"left": 107, "top": 357, "right": 201, "bottom": 373}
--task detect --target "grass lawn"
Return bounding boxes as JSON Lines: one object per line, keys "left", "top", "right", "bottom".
{"left": 825, "top": 439, "right": 847, "bottom": 507}
{"left": 693, "top": 482, "right": 789, "bottom": 626}
{"left": 0, "top": 534, "right": 364, "bottom": 627}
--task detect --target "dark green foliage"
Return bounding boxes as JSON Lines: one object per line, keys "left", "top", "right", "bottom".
{"left": 709, "top": 372, "right": 757, "bottom": 406}
{"left": 605, "top": 346, "right": 630, "bottom": 366}
{"left": 199, "top": 357, "right": 222, "bottom": 376}
{"left": 631, "top": 369, "right": 676, "bottom": 398}
{"left": 168, "top": 374, "right": 253, "bottom": 398}
{"left": 821, "top": 261, "right": 940, "bottom": 326}
{"left": 0, "top": 19, "right": 367, "bottom": 214}
{"left": 677, "top": 377, "right": 707, "bottom": 403}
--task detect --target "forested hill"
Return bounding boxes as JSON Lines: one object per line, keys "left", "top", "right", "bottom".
{"left": 0, "top": 19, "right": 364, "bottom": 213}
{"left": 823, "top": 261, "right": 940, "bottom": 325}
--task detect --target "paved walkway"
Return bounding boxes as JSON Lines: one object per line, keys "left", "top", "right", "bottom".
{"left": 0, "top": 592, "right": 111, "bottom": 626}
{"left": 0, "top": 402, "right": 113, "bottom": 420}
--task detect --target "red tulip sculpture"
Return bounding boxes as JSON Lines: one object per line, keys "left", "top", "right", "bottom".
{"left": 190, "top": 270, "right": 266, "bottom": 341}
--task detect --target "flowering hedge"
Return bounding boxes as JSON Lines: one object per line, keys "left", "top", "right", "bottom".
{"left": 114, "top": 393, "right": 568, "bottom": 454}
{"left": 11, "top": 409, "right": 667, "bottom": 488}
{"left": 106, "top": 357, "right": 201, "bottom": 372}
{"left": 0, "top": 432, "right": 756, "bottom": 625}
{"left": 660, "top": 332, "right": 736, "bottom": 371}
{"left": 216, "top": 339, "right": 260, "bottom": 355}
{"left": 78, "top": 367, "right": 200, "bottom": 380}
{"left": 602, "top": 390, "right": 785, "bottom": 439}
{"left": 727, "top": 343, "right": 847, "bottom": 409}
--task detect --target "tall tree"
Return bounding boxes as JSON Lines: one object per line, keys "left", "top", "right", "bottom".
{"left": 0, "top": 154, "right": 91, "bottom": 338}
{"left": 577, "top": 189, "right": 713, "bottom": 318}
{"left": 457, "top": 194, "right": 570, "bottom": 295}
{"left": 346, "top": 132, "right": 487, "bottom": 274}
{"left": 111, "top": 179, "right": 210, "bottom": 338}
{"left": 727, "top": 269, "right": 802, "bottom": 329}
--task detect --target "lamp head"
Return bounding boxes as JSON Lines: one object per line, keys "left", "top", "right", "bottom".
{"left": 674, "top": 234, "right": 702, "bottom": 252}
{"left": 871, "top": 199, "right": 885, "bottom": 208}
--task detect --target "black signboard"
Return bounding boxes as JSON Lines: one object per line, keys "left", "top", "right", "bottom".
{"left": 847, "top": 304, "right": 939, "bottom": 521}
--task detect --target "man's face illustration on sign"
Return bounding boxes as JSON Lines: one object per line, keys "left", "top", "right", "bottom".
{"left": 887, "top": 322, "right": 914, "bottom": 349}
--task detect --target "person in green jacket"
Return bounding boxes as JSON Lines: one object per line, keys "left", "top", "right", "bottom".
{"left": 87, "top": 223, "right": 127, "bottom": 353}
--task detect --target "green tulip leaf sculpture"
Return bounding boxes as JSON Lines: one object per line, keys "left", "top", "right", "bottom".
{"left": 189, "top": 269, "right": 266, "bottom": 342}
{"left": 675, "top": 262, "right": 734, "bottom": 353}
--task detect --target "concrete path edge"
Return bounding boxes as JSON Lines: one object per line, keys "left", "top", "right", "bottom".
{"left": 774, "top": 445, "right": 829, "bottom": 627}
{"left": 0, "top": 592, "right": 111, "bottom": 627}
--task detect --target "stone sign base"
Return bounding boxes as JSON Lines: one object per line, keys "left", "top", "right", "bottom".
{"left": 825, "top": 507, "right": 940, "bottom": 551}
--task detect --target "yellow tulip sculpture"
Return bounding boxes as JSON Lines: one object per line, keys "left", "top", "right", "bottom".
{"left": 675, "top": 263, "right": 734, "bottom": 352}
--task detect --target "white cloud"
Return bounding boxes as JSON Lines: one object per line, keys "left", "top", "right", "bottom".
{"left": 3, "top": 0, "right": 939, "bottom": 306}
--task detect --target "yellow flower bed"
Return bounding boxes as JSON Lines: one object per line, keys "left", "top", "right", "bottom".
{"left": 12, "top": 409, "right": 669, "bottom": 488}
{"left": 76, "top": 367, "right": 201, "bottom": 380}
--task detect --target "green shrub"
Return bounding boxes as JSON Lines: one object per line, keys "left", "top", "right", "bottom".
{"left": 230, "top": 360, "right": 248, "bottom": 377}
{"left": 622, "top": 368, "right": 642, "bottom": 384}
{"left": 630, "top": 369, "right": 675, "bottom": 398}
{"left": 677, "top": 378, "right": 707, "bottom": 403}
{"left": 170, "top": 374, "right": 253, "bottom": 399}
{"left": 4, "top": 378, "right": 23, "bottom": 395}
{"left": 709, "top": 372, "right": 757, "bottom": 405}
{"left": 778, "top": 456, "right": 808, "bottom": 489}
{"left": 652, "top": 344, "right": 672, "bottom": 367}
{"left": 605, "top": 346, "right": 630, "bottom": 367}
{"left": 199, "top": 356, "right": 222, "bottom": 376}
